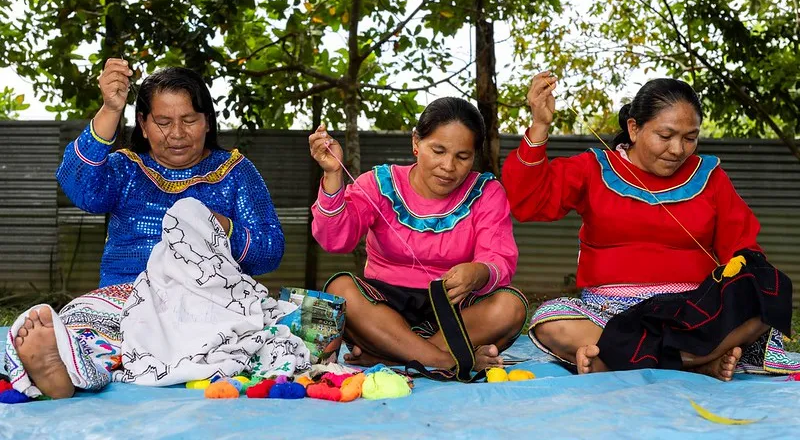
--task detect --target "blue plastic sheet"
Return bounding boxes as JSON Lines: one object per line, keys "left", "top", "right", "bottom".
{"left": 2, "top": 326, "right": 800, "bottom": 439}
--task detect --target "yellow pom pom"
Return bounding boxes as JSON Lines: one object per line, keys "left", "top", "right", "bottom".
{"left": 233, "top": 376, "right": 249, "bottom": 384}
{"left": 722, "top": 255, "right": 747, "bottom": 278}
{"left": 486, "top": 367, "right": 508, "bottom": 383}
{"left": 361, "top": 371, "right": 411, "bottom": 400}
{"left": 186, "top": 379, "right": 211, "bottom": 390}
{"left": 294, "top": 376, "right": 314, "bottom": 388}
{"left": 508, "top": 369, "right": 535, "bottom": 381}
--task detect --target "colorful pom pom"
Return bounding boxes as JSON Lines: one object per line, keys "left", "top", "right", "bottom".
{"left": 486, "top": 367, "right": 508, "bottom": 383}
{"left": 246, "top": 379, "right": 276, "bottom": 399}
{"left": 321, "top": 372, "right": 353, "bottom": 388}
{"left": 294, "top": 376, "right": 314, "bottom": 388}
{"left": 307, "top": 381, "right": 342, "bottom": 401}
{"left": 0, "top": 389, "right": 31, "bottom": 404}
{"left": 361, "top": 371, "right": 411, "bottom": 400}
{"left": 508, "top": 369, "right": 536, "bottom": 381}
{"left": 204, "top": 381, "right": 240, "bottom": 399}
{"left": 186, "top": 379, "right": 212, "bottom": 390}
{"left": 268, "top": 382, "right": 306, "bottom": 399}
{"left": 340, "top": 373, "right": 365, "bottom": 402}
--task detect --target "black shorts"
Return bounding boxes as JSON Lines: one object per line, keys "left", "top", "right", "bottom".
{"left": 324, "top": 272, "right": 528, "bottom": 348}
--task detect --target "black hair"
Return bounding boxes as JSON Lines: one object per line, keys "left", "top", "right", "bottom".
{"left": 613, "top": 78, "right": 702, "bottom": 146}
{"left": 415, "top": 97, "right": 486, "bottom": 157}
{"left": 129, "top": 67, "right": 220, "bottom": 153}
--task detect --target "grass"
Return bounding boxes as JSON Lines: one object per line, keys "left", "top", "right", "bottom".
{"left": 0, "top": 307, "right": 20, "bottom": 327}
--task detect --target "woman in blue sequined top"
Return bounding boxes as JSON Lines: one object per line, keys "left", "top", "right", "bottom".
{"left": 58, "top": 60, "right": 284, "bottom": 286}
{"left": 3, "top": 59, "right": 285, "bottom": 399}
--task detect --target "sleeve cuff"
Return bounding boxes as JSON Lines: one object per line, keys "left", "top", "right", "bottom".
{"left": 229, "top": 222, "right": 251, "bottom": 263}
{"left": 474, "top": 262, "right": 501, "bottom": 296}
{"left": 316, "top": 179, "right": 346, "bottom": 217}
{"left": 90, "top": 119, "right": 117, "bottom": 145}
{"left": 517, "top": 130, "right": 547, "bottom": 167}
{"left": 74, "top": 122, "right": 115, "bottom": 166}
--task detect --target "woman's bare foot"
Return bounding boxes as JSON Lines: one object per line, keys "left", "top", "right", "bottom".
{"left": 690, "top": 347, "right": 742, "bottom": 381}
{"left": 343, "top": 345, "right": 401, "bottom": 367}
{"left": 474, "top": 345, "right": 503, "bottom": 371}
{"left": 14, "top": 307, "right": 74, "bottom": 399}
{"left": 575, "top": 345, "right": 608, "bottom": 374}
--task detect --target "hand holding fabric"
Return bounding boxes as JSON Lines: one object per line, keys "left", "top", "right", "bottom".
{"left": 442, "top": 263, "right": 490, "bottom": 305}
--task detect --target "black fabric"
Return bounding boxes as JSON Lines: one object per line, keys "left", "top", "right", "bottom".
{"left": 597, "top": 249, "right": 793, "bottom": 371}
{"left": 405, "top": 280, "right": 486, "bottom": 383}
{"left": 360, "top": 277, "right": 437, "bottom": 329}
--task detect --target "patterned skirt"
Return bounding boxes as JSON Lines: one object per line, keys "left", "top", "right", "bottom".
{"left": 529, "top": 284, "right": 800, "bottom": 374}
{"left": 4, "top": 284, "right": 133, "bottom": 396}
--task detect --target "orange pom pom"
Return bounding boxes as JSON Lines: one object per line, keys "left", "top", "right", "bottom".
{"left": 204, "top": 381, "right": 240, "bottom": 399}
{"left": 295, "top": 376, "right": 314, "bottom": 388}
{"left": 340, "top": 373, "right": 365, "bottom": 402}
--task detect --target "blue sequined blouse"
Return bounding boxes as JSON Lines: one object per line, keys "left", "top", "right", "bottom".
{"left": 57, "top": 122, "right": 285, "bottom": 288}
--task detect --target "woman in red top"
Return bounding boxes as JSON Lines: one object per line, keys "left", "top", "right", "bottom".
{"left": 502, "top": 72, "right": 799, "bottom": 379}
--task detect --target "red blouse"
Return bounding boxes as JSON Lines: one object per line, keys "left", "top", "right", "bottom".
{"left": 501, "top": 133, "right": 762, "bottom": 288}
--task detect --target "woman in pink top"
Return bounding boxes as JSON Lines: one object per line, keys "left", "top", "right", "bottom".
{"left": 309, "top": 97, "right": 528, "bottom": 370}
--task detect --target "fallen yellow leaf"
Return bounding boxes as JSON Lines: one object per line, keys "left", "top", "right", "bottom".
{"left": 690, "top": 400, "right": 764, "bottom": 425}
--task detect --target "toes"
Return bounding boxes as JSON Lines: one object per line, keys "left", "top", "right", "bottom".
{"left": 14, "top": 335, "right": 24, "bottom": 348}
{"left": 585, "top": 345, "right": 600, "bottom": 358}
{"left": 351, "top": 346, "right": 363, "bottom": 357}
{"left": 475, "top": 345, "right": 499, "bottom": 357}
{"left": 22, "top": 316, "right": 35, "bottom": 331}
{"left": 17, "top": 326, "right": 29, "bottom": 338}
{"left": 29, "top": 309, "right": 45, "bottom": 328}
{"left": 36, "top": 307, "right": 55, "bottom": 327}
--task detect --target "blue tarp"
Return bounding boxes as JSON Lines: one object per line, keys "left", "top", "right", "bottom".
{"left": 2, "top": 326, "right": 800, "bottom": 439}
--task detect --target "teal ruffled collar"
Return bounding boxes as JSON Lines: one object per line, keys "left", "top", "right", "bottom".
{"left": 591, "top": 149, "right": 719, "bottom": 204}
{"left": 373, "top": 164, "right": 495, "bottom": 233}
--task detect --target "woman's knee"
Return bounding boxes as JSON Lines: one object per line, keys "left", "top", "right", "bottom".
{"left": 481, "top": 292, "right": 528, "bottom": 334}
{"left": 325, "top": 276, "right": 359, "bottom": 298}
{"left": 533, "top": 320, "right": 569, "bottom": 346}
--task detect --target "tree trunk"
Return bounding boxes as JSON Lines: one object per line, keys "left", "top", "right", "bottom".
{"left": 304, "top": 95, "right": 323, "bottom": 290}
{"left": 343, "top": 87, "right": 367, "bottom": 273}
{"left": 474, "top": 0, "right": 500, "bottom": 175}
{"left": 102, "top": 0, "right": 125, "bottom": 149}
{"left": 345, "top": 0, "right": 367, "bottom": 272}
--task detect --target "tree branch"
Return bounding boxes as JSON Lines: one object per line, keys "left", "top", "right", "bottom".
{"left": 240, "top": 64, "right": 341, "bottom": 86}
{"left": 361, "top": 61, "right": 473, "bottom": 92}
{"left": 348, "top": 0, "right": 362, "bottom": 82}
{"left": 245, "top": 33, "right": 296, "bottom": 61}
{"left": 287, "top": 83, "right": 339, "bottom": 102}
{"left": 655, "top": 0, "right": 799, "bottom": 158}
{"left": 360, "top": 0, "right": 428, "bottom": 62}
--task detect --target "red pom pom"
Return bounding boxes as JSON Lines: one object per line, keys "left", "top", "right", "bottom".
{"left": 0, "top": 380, "right": 13, "bottom": 393}
{"left": 307, "top": 382, "right": 342, "bottom": 402}
{"left": 321, "top": 372, "right": 353, "bottom": 388}
{"left": 246, "top": 379, "right": 276, "bottom": 399}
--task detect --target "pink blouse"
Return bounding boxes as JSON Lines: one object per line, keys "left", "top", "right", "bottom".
{"left": 312, "top": 164, "right": 518, "bottom": 293}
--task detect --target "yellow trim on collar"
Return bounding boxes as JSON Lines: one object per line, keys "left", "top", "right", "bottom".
{"left": 118, "top": 148, "right": 244, "bottom": 194}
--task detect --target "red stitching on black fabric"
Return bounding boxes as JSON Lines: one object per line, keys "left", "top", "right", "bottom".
{"left": 629, "top": 328, "right": 659, "bottom": 365}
